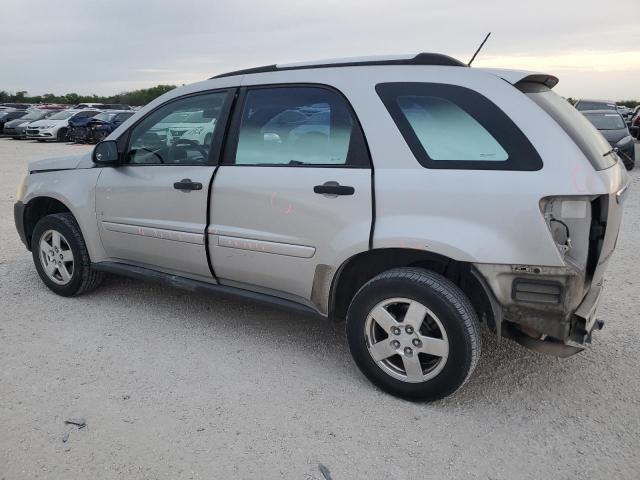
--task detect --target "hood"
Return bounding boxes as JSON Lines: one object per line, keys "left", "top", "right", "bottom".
{"left": 29, "top": 118, "right": 68, "bottom": 127}
{"left": 28, "top": 151, "right": 95, "bottom": 173}
{"left": 599, "top": 128, "right": 628, "bottom": 144}
{"left": 5, "top": 118, "right": 33, "bottom": 128}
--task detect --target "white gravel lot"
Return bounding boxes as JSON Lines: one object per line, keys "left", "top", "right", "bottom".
{"left": 0, "top": 137, "right": 639, "bottom": 480}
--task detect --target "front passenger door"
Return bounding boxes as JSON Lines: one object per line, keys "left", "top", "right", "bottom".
{"left": 95, "top": 90, "right": 233, "bottom": 281}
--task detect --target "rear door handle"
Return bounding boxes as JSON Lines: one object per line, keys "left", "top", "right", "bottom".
{"left": 313, "top": 182, "right": 355, "bottom": 196}
{"left": 173, "top": 178, "right": 203, "bottom": 192}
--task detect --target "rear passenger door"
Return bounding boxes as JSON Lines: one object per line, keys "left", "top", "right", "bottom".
{"left": 209, "top": 85, "right": 372, "bottom": 308}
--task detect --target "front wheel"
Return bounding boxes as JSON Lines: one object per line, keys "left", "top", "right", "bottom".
{"left": 31, "top": 213, "right": 103, "bottom": 297}
{"left": 346, "top": 268, "right": 481, "bottom": 401}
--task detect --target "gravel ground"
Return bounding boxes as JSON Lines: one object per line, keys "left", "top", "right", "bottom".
{"left": 1, "top": 137, "right": 639, "bottom": 479}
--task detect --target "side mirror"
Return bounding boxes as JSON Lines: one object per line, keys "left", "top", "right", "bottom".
{"left": 93, "top": 140, "right": 120, "bottom": 165}
{"left": 630, "top": 126, "right": 639, "bottom": 139}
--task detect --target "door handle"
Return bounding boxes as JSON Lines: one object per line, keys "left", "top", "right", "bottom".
{"left": 173, "top": 179, "right": 203, "bottom": 192}
{"left": 313, "top": 182, "right": 355, "bottom": 196}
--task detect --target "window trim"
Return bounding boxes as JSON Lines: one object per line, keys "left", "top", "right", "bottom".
{"left": 376, "top": 82, "right": 543, "bottom": 171}
{"left": 118, "top": 88, "right": 236, "bottom": 167}
{"left": 221, "top": 83, "right": 371, "bottom": 169}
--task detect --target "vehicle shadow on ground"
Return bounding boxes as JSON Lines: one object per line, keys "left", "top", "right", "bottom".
{"left": 89, "top": 272, "right": 580, "bottom": 406}
{"left": 8, "top": 255, "right": 586, "bottom": 409}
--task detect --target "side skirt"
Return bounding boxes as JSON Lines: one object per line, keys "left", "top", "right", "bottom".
{"left": 92, "top": 261, "right": 323, "bottom": 319}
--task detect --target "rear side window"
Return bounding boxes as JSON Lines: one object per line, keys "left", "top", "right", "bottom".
{"left": 229, "top": 86, "right": 368, "bottom": 167}
{"left": 377, "top": 83, "right": 542, "bottom": 170}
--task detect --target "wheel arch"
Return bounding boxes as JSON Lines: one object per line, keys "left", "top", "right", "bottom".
{"left": 23, "top": 196, "right": 72, "bottom": 250}
{"left": 328, "top": 248, "right": 498, "bottom": 332}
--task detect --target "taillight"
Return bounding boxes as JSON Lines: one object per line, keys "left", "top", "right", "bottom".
{"left": 540, "top": 196, "right": 595, "bottom": 271}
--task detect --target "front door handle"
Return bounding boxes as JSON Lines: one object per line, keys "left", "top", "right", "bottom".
{"left": 313, "top": 182, "right": 355, "bottom": 196}
{"left": 173, "top": 178, "right": 203, "bottom": 192}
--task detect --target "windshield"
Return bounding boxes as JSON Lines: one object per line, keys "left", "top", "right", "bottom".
{"left": 519, "top": 83, "right": 617, "bottom": 170}
{"left": 584, "top": 113, "right": 626, "bottom": 130}
{"left": 48, "top": 110, "right": 75, "bottom": 120}
{"left": 20, "top": 110, "right": 46, "bottom": 121}
{"left": 576, "top": 100, "right": 616, "bottom": 111}
{"left": 93, "top": 112, "right": 114, "bottom": 122}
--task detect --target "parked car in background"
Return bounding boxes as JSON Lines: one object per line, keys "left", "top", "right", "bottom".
{"left": 574, "top": 99, "right": 617, "bottom": 111}
{"left": 13, "top": 54, "right": 629, "bottom": 401}
{"left": 3, "top": 109, "right": 62, "bottom": 139}
{"left": 0, "top": 103, "right": 31, "bottom": 110}
{"left": 73, "top": 103, "right": 131, "bottom": 111}
{"left": 616, "top": 105, "right": 632, "bottom": 118}
{"left": 582, "top": 110, "right": 636, "bottom": 169}
{"left": 85, "top": 111, "right": 135, "bottom": 143}
{"left": 67, "top": 110, "right": 103, "bottom": 142}
{"left": 0, "top": 109, "right": 29, "bottom": 134}
{"left": 629, "top": 106, "right": 640, "bottom": 131}
{"left": 26, "top": 109, "right": 98, "bottom": 142}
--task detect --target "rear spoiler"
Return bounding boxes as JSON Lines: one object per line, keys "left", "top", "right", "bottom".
{"left": 481, "top": 68, "right": 559, "bottom": 89}
{"left": 515, "top": 74, "right": 559, "bottom": 89}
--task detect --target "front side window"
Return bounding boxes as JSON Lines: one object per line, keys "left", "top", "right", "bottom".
{"left": 231, "top": 86, "right": 367, "bottom": 166}
{"left": 128, "top": 91, "right": 228, "bottom": 165}
{"left": 377, "top": 82, "right": 542, "bottom": 170}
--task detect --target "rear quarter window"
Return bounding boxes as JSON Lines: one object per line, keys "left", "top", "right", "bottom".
{"left": 376, "top": 83, "right": 542, "bottom": 170}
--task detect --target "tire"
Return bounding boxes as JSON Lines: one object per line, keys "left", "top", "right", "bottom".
{"left": 346, "top": 267, "right": 481, "bottom": 401}
{"left": 56, "top": 128, "right": 67, "bottom": 142}
{"left": 31, "top": 213, "right": 103, "bottom": 297}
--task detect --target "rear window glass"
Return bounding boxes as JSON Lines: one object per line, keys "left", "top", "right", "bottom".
{"left": 584, "top": 112, "right": 625, "bottom": 130}
{"left": 376, "top": 83, "right": 542, "bottom": 170}
{"left": 575, "top": 100, "right": 616, "bottom": 111}
{"left": 519, "top": 83, "right": 616, "bottom": 171}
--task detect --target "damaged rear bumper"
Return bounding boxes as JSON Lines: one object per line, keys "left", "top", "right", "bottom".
{"left": 473, "top": 263, "right": 606, "bottom": 356}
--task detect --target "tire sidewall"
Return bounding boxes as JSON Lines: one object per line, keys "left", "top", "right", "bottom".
{"left": 347, "top": 272, "right": 476, "bottom": 401}
{"left": 31, "top": 215, "right": 86, "bottom": 297}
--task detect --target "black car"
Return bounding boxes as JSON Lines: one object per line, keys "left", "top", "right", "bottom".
{"left": 0, "top": 109, "right": 29, "bottom": 134}
{"left": 583, "top": 109, "right": 637, "bottom": 170}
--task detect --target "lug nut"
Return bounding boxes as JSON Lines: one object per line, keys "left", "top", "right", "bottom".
{"left": 391, "top": 340, "right": 401, "bottom": 349}
{"left": 405, "top": 326, "right": 414, "bottom": 334}
{"left": 59, "top": 254, "right": 63, "bottom": 259}
{"left": 412, "top": 338, "right": 422, "bottom": 347}
{"left": 392, "top": 327, "right": 401, "bottom": 336}
{"left": 404, "top": 347, "right": 413, "bottom": 356}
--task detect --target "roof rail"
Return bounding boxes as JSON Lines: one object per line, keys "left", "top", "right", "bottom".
{"left": 211, "top": 53, "right": 466, "bottom": 79}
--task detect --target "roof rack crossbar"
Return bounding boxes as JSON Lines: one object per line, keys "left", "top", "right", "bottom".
{"left": 211, "top": 52, "right": 466, "bottom": 79}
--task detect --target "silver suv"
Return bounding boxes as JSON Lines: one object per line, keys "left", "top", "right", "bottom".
{"left": 14, "top": 53, "right": 629, "bottom": 401}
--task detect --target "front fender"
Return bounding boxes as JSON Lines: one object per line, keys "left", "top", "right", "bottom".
{"left": 22, "top": 169, "right": 107, "bottom": 262}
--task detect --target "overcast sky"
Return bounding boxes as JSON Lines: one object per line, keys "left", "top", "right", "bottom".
{"left": 1, "top": 0, "right": 638, "bottom": 99}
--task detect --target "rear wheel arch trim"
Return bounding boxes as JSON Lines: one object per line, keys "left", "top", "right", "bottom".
{"left": 329, "top": 248, "right": 464, "bottom": 320}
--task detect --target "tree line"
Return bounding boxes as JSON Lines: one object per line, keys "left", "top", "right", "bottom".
{"left": 0, "top": 85, "right": 177, "bottom": 107}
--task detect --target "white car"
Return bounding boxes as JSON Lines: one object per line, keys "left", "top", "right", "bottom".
{"left": 14, "top": 53, "right": 629, "bottom": 401}
{"left": 26, "top": 109, "right": 101, "bottom": 142}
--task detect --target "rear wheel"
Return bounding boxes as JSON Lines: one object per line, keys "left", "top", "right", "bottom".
{"left": 346, "top": 268, "right": 481, "bottom": 401}
{"left": 31, "top": 213, "right": 103, "bottom": 297}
